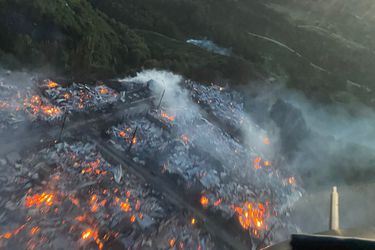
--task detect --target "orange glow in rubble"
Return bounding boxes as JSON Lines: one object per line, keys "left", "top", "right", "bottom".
{"left": 214, "top": 198, "right": 222, "bottom": 207}
{"left": 25, "top": 192, "right": 54, "bottom": 207}
{"left": 253, "top": 157, "right": 261, "bottom": 170}
{"left": 288, "top": 176, "right": 296, "bottom": 185}
{"left": 23, "top": 95, "right": 61, "bottom": 117}
{"left": 40, "top": 105, "right": 61, "bottom": 117}
{"left": 63, "top": 92, "right": 71, "bottom": 99}
{"left": 234, "top": 202, "right": 268, "bottom": 231}
{"left": 161, "top": 111, "right": 175, "bottom": 121}
{"left": 264, "top": 160, "right": 271, "bottom": 167}
{"left": 118, "top": 131, "right": 126, "bottom": 138}
{"left": 169, "top": 238, "right": 176, "bottom": 248}
{"left": 30, "top": 227, "right": 40, "bottom": 235}
{"left": 0, "top": 224, "right": 26, "bottom": 239}
{"left": 130, "top": 215, "right": 136, "bottom": 223}
{"left": 81, "top": 228, "right": 103, "bottom": 249}
{"left": 120, "top": 200, "right": 132, "bottom": 212}
{"left": 30, "top": 95, "right": 42, "bottom": 104}
{"left": 81, "top": 229, "right": 95, "bottom": 240}
{"left": 99, "top": 87, "right": 109, "bottom": 95}
{"left": 132, "top": 136, "right": 137, "bottom": 145}
{"left": 200, "top": 195, "right": 209, "bottom": 208}
{"left": 191, "top": 218, "right": 196, "bottom": 225}
{"left": 47, "top": 80, "right": 59, "bottom": 88}
{"left": 3, "top": 232, "right": 12, "bottom": 239}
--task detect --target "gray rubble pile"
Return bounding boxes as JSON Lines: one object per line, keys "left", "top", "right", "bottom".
{"left": 108, "top": 77, "right": 302, "bottom": 243}
{"left": 186, "top": 80, "right": 246, "bottom": 132}
{"left": 42, "top": 81, "right": 119, "bottom": 112}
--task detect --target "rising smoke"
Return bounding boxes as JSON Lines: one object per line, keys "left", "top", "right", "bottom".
{"left": 123, "top": 70, "right": 375, "bottom": 233}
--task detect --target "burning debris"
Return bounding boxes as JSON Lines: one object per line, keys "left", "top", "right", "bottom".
{"left": 0, "top": 69, "right": 304, "bottom": 249}
{"left": 42, "top": 80, "right": 119, "bottom": 113}
{"left": 109, "top": 70, "right": 303, "bottom": 245}
{"left": 0, "top": 141, "right": 215, "bottom": 249}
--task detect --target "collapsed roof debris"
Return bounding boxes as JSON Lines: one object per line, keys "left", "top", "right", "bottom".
{"left": 0, "top": 70, "right": 303, "bottom": 249}
{"left": 0, "top": 142, "right": 215, "bottom": 249}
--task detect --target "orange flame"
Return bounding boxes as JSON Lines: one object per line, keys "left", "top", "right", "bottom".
{"left": 132, "top": 136, "right": 137, "bottom": 145}
{"left": 30, "top": 227, "right": 40, "bottom": 235}
{"left": 253, "top": 157, "right": 261, "bottom": 170}
{"left": 47, "top": 80, "right": 59, "bottom": 88}
{"left": 81, "top": 228, "right": 103, "bottom": 249}
{"left": 200, "top": 195, "right": 209, "bottom": 208}
{"left": 288, "top": 176, "right": 296, "bottom": 185}
{"left": 40, "top": 105, "right": 61, "bottom": 117}
{"left": 81, "top": 229, "right": 95, "bottom": 240}
{"left": 234, "top": 202, "right": 268, "bottom": 231}
{"left": 0, "top": 224, "right": 26, "bottom": 239}
{"left": 264, "top": 160, "right": 271, "bottom": 167}
{"left": 191, "top": 218, "right": 196, "bottom": 225}
{"left": 63, "top": 92, "right": 71, "bottom": 99}
{"left": 161, "top": 111, "right": 175, "bottom": 121}
{"left": 120, "top": 201, "right": 132, "bottom": 212}
{"left": 169, "top": 238, "right": 176, "bottom": 248}
{"left": 130, "top": 215, "right": 136, "bottom": 223}
{"left": 99, "top": 87, "right": 109, "bottom": 95}
{"left": 25, "top": 192, "right": 54, "bottom": 207}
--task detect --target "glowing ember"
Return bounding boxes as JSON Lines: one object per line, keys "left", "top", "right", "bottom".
{"left": 161, "top": 111, "right": 175, "bottom": 121}
{"left": 81, "top": 229, "right": 95, "bottom": 240}
{"left": 118, "top": 131, "right": 126, "bottom": 138}
{"left": 263, "top": 137, "right": 270, "bottom": 145}
{"left": 0, "top": 224, "right": 26, "bottom": 239}
{"left": 81, "top": 228, "right": 103, "bottom": 249}
{"left": 120, "top": 201, "right": 132, "bottom": 212}
{"left": 264, "top": 160, "right": 271, "bottom": 167}
{"left": 3, "top": 232, "right": 12, "bottom": 239}
{"left": 234, "top": 202, "right": 268, "bottom": 231}
{"left": 89, "top": 194, "right": 100, "bottom": 212}
{"left": 25, "top": 192, "right": 54, "bottom": 207}
{"left": 47, "top": 80, "right": 59, "bottom": 88}
{"left": 200, "top": 195, "right": 209, "bottom": 208}
{"left": 191, "top": 218, "right": 196, "bottom": 225}
{"left": 63, "top": 92, "right": 71, "bottom": 99}
{"left": 253, "top": 157, "right": 261, "bottom": 170}
{"left": 288, "top": 176, "right": 296, "bottom": 185}
{"left": 132, "top": 136, "right": 137, "bottom": 145}
{"left": 30, "top": 227, "right": 40, "bottom": 235}
{"left": 130, "top": 215, "right": 136, "bottom": 223}
{"left": 213, "top": 198, "right": 222, "bottom": 207}
{"left": 99, "top": 87, "right": 109, "bottom": 95}
{"left": 40, "top": 105, "right": 61, "bottom": 117}
{"left": 169, "top": 238, "right": 176, "bottom": 248}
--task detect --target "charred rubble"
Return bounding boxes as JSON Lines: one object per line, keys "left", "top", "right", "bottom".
{"left": 0, "top": 71, "right": 303, "bottom": 249}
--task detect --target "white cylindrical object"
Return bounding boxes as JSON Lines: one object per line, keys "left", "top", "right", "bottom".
{"left": 329, "top": 186, "right": 339, "bottom": 230}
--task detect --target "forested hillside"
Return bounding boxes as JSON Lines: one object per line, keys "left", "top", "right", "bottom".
{"left": 1, "top": 0, "right": 375, "bottom": 107}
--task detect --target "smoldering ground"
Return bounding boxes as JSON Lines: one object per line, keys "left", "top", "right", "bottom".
{"left": 241, "top": 80, "right": 375, "bottom": 233}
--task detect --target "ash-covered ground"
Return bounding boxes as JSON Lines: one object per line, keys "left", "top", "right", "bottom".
{"left": 0, "top": 69, "right": 373, "bottom": 249}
